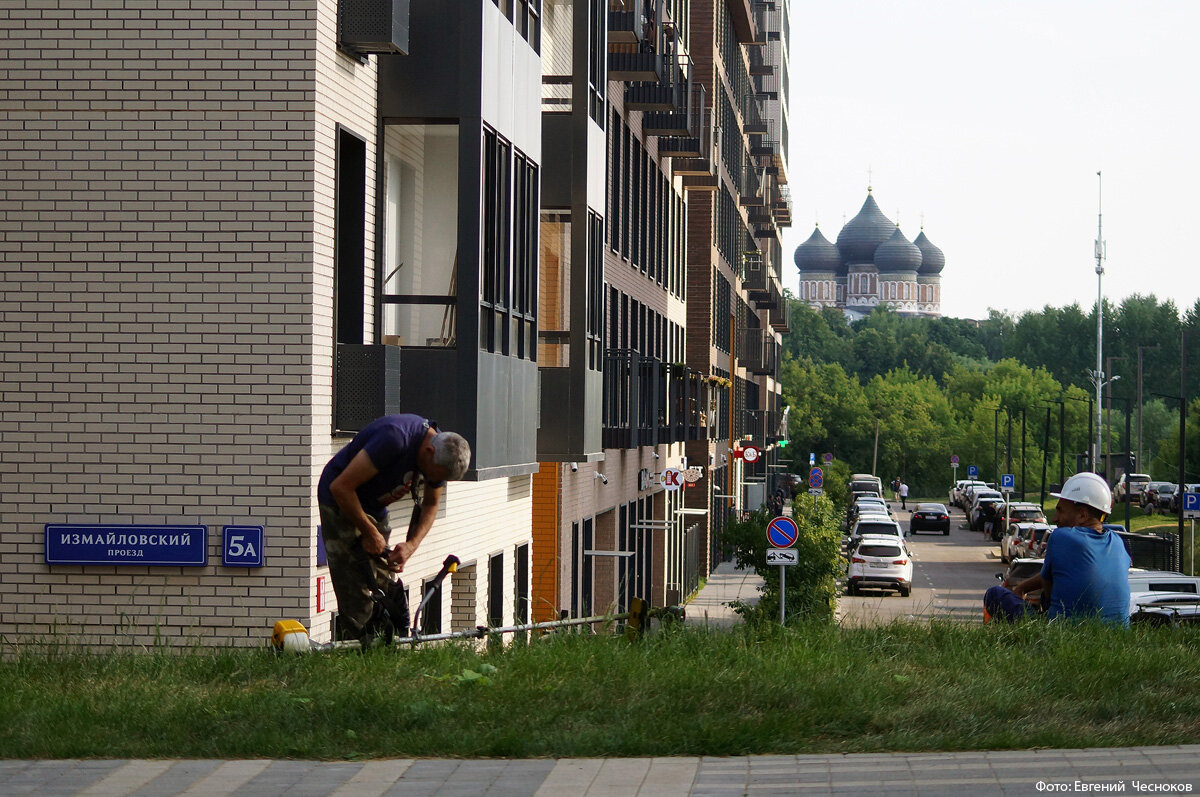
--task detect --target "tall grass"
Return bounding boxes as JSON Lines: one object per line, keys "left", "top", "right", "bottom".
{"left": 3, "top": 621, "right": 1200, "bottom": 759}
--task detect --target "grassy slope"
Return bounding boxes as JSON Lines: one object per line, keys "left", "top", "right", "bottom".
{"left": 3, "top": 622, "right": 1200, "bottom": 759}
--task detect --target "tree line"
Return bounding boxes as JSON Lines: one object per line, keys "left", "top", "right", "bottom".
{"left": 779, "top": 295, "right": 1200, "bottom": 498}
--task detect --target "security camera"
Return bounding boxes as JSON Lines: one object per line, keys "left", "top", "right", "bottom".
{"left": 595, "top": 472, "right": 608, "bottom": 485}
{"left": 653, "top": 452, "right": 661, "bottom": 459}
{"left": 570, "top": 462, "right": 578, "bottom": 472}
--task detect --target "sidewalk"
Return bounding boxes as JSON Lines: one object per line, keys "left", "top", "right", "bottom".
{"left": 4, "top": 747, "right": 1198, "bottom": 795}
{"left": 683, "top": 560, "right": 765, "bottom": 628}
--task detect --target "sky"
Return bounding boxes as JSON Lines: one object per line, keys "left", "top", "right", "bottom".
{"left": 781, "top": 1, "right": 1200, "bottom": 321}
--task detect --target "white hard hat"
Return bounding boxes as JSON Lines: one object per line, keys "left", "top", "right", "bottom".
{"left": 1050, "top": 472, "right": 1112, "bottom": 515}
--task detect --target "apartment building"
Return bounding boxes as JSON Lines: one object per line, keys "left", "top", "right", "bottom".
{"left": 0, "top": 0, "right": 542, "bottom": 647}
{"left": 0, "top": 0, "right": 789, "bottom": 646}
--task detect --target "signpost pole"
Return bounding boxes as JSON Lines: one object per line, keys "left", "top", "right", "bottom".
{"left": 780, "top": 565, "right": 786, "bottom": 624}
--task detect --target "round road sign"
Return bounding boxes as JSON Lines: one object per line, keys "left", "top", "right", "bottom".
{"left": 766, "top": 516, "right": 799, "bottom": 547}
{"left": 951, "top": 455, "right": 960, "bottom": 465}
{"left": 808, "top": 467, "right": 824, "bottom": 489}
{"left": 823, "top": 452, "right": 834, "bottom": 464}
{"left": 741, "top": 445, "right": 761, "bottom": 464}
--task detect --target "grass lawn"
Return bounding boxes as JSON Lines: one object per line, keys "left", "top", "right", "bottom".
{"left": 4, "top": 621, "right": 1200, "bottom": 760}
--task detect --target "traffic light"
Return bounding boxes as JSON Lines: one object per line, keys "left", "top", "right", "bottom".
{"left": 778, "top": 439, "right": 788, "bottom": 448}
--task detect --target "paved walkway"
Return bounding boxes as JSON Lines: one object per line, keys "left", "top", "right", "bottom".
{"left": 683, "top": 560, "right": 765, "bottom": 628}
{"left": 4, "top": 747, "right": 1199, "bottom": 795}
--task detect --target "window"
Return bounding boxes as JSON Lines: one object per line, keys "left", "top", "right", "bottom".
{"left": 335, "top": 126, "right": 367, "bottom": 345}
{"left": 587, "top": 211, "right": 604, "bottom": 369}
{"left": 538, "top": 212, "right": 570, "bottom": 367}
{"left": 587, "top": 0, "right": 604, "bottom": 122}
{"left": 513, "top": 152, "right": 539, "bottom": 360}
{"left": 420, "top": 579, "right": 442, "bottom": 634}
{"left": 482, "top": 128, "right": 512, "bottom": 353}
{"left": 381, "top": 123, "right": 458, "bottom": 348}
{"left": 515, "top": 543, "right": 530, "bottom": 624}
{"left": 488, "top": 552, "right": 505, "bottom": 628}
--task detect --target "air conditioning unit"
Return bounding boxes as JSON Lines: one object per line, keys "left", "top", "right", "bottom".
{"left": 339, "top": 0, "right": 410, "bottom": 55}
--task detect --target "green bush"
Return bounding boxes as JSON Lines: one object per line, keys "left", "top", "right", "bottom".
{"left": 722, "top": 493, "right": 844, "bottom": 625}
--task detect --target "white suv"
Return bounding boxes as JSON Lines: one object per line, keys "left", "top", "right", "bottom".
{"left": 848, "top": 516, "right": 904, "bottom": 548}
{"left": 846, "top": 535, "right": 913, "bottom": 597}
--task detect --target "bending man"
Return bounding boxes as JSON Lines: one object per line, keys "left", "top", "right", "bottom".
{"left": 318, "top": 414, "right": 471, "bottom": 639}
{"left": 984, "top": 472, "right": 1130, "bottom": 626}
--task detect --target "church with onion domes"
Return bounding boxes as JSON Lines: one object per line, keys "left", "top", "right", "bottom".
{"left": 794, "top": 188, "right": 945, "bottom": 319}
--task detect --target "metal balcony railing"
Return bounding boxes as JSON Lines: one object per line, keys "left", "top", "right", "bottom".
{"left": 608, "top": 0, "right": 647, "bottom": 44}
{"left": 740, "top": 328, "right": 777, "bottom": 375}
{"left": 768, "top": 280, "right": 789, "bottom": 332}
{"left": 738, "top": 160, "right": 764, "bottom": 207}
{"left": 603, "top": 350, "right": 709, "bottom": 449}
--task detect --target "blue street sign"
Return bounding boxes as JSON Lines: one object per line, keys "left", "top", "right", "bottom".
{"left": 950, "top": 455, "right": 960, "bottom": 465}
{"left": 809, "top": 467, "right": 824, "bottom": 489}
{"left": 45, "top": 524, "right": 208, "bottom": 566}
{"left": 1183, "top": 492, "right": 1200, "bottom": 517}
{"left": 222, "top": 525, "right": 264, "bottom": 567}
{"left": 1001, "top": 474, "right": 1015, "bottom": 490}
{"left": 967, "top": 465, "right": 979, "bottom": 478}
{"left": 766, "top": 516, "right": 800, "bottom": 548}
{"left": 823, "top": 452, "right": 834, "bottom": 464}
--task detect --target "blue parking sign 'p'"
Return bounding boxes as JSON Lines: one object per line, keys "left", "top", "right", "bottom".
{"left": 967, "top": 465, "right": 978, "bottom": 478}
{"left": 1001, "top": 474, "right": 1015, "bottom": 490}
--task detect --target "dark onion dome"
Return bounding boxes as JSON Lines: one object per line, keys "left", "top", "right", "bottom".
{"left": 874, "top": 225, "right": 923, "bottom": 273}
{"left": 836, "top": 191, "right": 895, "bottom": 265}
{"left": 914, "top": 229, "right": 946, "bottom": 275}
{"left": 793, "top": 225, "right": 841, "bottom": 274}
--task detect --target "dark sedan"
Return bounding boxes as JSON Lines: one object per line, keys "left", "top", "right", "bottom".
{"left": 910, "top": 503, "right": 951, "bottom": 535}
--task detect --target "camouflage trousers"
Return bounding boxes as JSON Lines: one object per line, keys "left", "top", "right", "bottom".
{"left": 319, "top": 503, "right": 396, "bottom": 638}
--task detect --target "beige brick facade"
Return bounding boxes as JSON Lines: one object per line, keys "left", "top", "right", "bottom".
{"left": 0, "top": 0, "right": 533, "bottom": 648}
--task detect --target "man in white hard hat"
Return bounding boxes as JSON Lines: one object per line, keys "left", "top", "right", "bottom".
{"left": 984, "top": 472, "right": 1130, "bottom": 625}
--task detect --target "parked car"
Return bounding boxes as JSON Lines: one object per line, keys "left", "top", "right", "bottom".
{"left": 910, "top": 503, "right": 951, "bottom": 535}
{"left": 1168, "top": 484, "right": 1200, "bottom": 514}
{"left": 994, "top": 557, "right": 1044, "bottom": 610}
{"left": 1127, "top": 569, "right": 1200, "bottom": 595}
{"left": 846, "top": 535, "right": 913, "bottom": 597}
{"left": 1000, "top": 522, "right": 1049, "bottom": 563}
{"left": 849, "top": 473, "right": 884, "bottom": 494}
{"left": 1129, "top": 591, "right": 1200, "bottom": 627}
{"left": 962, "top": 484, "right": 999, "bottom": 511}
{"left": 848, "top": 516, "right": 905, "bottom": 548}
{"left": 951, "top": 480, "right": 987, "bottom": 509}
{"left": 1012, "top": 524, "right": 1052, "bottom": 560}
{"left": 969, "top": 496, "right": 1005, "bottom": 532}
{"left": 1113, "top": 472, "right": 1151, "bottom": 502}
{"left": 1142, "top": 481, "right": 1176, "bottom": 510}
{"left": 994, "top": 501, "right": 1048, "bottom": 541}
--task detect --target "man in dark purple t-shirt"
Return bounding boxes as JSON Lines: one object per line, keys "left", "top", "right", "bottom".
{"left": 319, "top": 414, "right": 470, "bottom": 639}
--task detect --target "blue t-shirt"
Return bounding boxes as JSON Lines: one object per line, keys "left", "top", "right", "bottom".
{"left": 318, "top": 414, "right": 439, "bottom": 516}
{"left": 1041, "top": 526, "right": 1131, "bottom": 626}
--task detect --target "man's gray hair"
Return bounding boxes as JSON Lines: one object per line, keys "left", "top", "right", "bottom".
{"left": 432, "top": 431, "right": 471, "bottom": 480}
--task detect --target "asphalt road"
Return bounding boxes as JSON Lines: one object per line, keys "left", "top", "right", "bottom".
{"left": 837, "top": 500, "right": 1002, "bottom": 625}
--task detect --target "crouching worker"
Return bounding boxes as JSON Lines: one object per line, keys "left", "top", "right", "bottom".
{"left": 318, "top": 414, "right": 471, "bottom": 640}
{"left": 984, "top": 472, "right": 1130, "bottom": 626}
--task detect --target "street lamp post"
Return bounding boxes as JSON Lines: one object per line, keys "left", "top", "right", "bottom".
{"left": 1105, "top": 355, "right": 1126, "bottom": 479}
{"left": 1092, "top": 170, "right": 1106, "bottom": 477}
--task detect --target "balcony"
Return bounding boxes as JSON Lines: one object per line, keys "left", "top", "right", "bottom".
{"left": 768, "top": 281, "right": 790, "bottom": 332}
{"left": 603, "top": 351, "right": 708, "bottom": 448}
{"left": 608, "top": 0, "right": 646, "bottom": 44}
{"left": 738, "top": 162, "right": 764, "bottom": 207}
{"left": 609, "top": 50, "right": 663, "bottom": 82}
{"left": 625, "top": 54, "right": 690, "bottom": 111}
{"left": 643, "top": 82, "right": 705, "bottom": 136}
{"left": 740, "top": 328, "right": 778, "bottom": 376}
{"left": 742, "top": 249, "right": 769, "bottom": 300}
